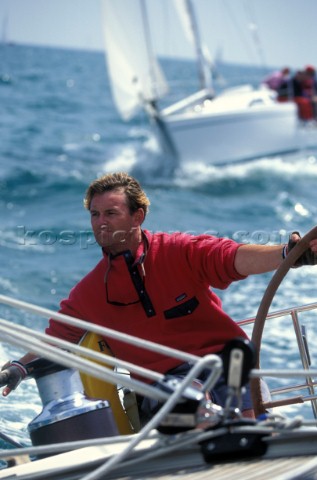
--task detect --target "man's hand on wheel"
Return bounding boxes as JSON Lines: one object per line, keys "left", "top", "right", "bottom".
{"left": 286, "top": 231, "right": 317, "bottom": 267}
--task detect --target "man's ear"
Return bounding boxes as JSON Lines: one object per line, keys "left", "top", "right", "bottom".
{"left": 134, "top": 208, "right": 145, "bottom": 225}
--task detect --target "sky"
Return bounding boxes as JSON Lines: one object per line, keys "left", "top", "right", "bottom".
{"left": 1, "top": 0, "right": 317, "bottom": 70}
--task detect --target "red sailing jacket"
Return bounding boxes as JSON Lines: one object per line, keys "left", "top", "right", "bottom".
{"left": 46, "top": 230, "right": 248, "bottom": 376}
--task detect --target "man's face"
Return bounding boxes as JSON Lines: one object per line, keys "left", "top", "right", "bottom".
{"left": 89, "top": 189, "right": 142, "bottom": 253}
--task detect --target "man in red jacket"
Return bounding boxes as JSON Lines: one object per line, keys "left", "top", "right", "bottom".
{"left": 1, "top": 172, "right": 317, "bottom": 421}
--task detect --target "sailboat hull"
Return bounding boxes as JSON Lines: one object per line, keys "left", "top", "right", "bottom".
{"left": 160, "top": 89, "right": 316, "bottom": 166}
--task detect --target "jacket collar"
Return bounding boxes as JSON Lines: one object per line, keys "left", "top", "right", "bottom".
{"left": 102, "top": 229, "right": 151, "bottom": 265}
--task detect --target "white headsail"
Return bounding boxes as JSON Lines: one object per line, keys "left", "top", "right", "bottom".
{"left": 101, "top": 0, "right": 169, "bottom": 121}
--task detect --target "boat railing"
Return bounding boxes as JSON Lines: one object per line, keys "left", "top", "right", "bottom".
{"left": 0, "top": 294, "right": 223, "bottom": 403}
{"left": 2, "top": 295, "right": 317, "bottom": 478}
{"left": 1, "top": 294, "right": 317, "bottom": 419}
{"left": 238, "top": 301, "right": 317, "bottom": 418}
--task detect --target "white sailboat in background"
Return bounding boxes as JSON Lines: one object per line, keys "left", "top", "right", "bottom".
{"left": 101, "top": 0, "right": 317, "bottom": 167}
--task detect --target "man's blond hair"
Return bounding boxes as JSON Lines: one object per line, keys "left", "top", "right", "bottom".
{"left": 84, "top": 172, "right": 150, "bottom": 219}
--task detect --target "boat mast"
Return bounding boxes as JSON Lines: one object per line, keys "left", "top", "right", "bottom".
{"left": 183, "top": 0, "right": 212, "bottom": 91}
{"left": 139, "top": 0, "right": 179, "bottom": 162}
{"left": 140, "top": 0, "right": 159, "bottom": 104}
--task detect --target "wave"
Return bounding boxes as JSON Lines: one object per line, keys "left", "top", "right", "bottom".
{"left": 174, "top": 150, "right": 317, "bottom": 186}
{"left": 98, "top": 125, "right": 317, "bottom": 187}
{"left": 1, "top": 167, "right": 88, "bottom": 200}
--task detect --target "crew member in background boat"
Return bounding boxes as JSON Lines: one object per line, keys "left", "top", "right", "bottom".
{"left": 278, "top": 66, "right": 317, "bottom": 120}
{"left": 1, "top": 172, "right": 317, "bottom": 423}
{"left": 262, "top": 66, "right": 291, "bottom": 93}
{"left": 302, "top": 65, "right": 317, "bottom": 119}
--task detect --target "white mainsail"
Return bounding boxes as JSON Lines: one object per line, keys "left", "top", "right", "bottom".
{"left": 101, "top": 0, "right": 169, "bottom": 121}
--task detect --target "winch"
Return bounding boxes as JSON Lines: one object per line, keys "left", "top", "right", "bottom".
{"left": 27, "top": 358, "right": 119, "bottom": 448}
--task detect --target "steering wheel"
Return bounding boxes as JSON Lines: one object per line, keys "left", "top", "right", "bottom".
{"left": 251, "top": 226, "right": 317, "bottom": 416}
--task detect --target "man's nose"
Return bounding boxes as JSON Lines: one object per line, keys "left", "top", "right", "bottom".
{"left": 98, "top": 214, "right": 109, "bottom": 226}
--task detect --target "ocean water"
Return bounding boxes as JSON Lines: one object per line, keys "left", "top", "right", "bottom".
{"left": 1, "top": 44, "right": 317, "bottom": 448}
